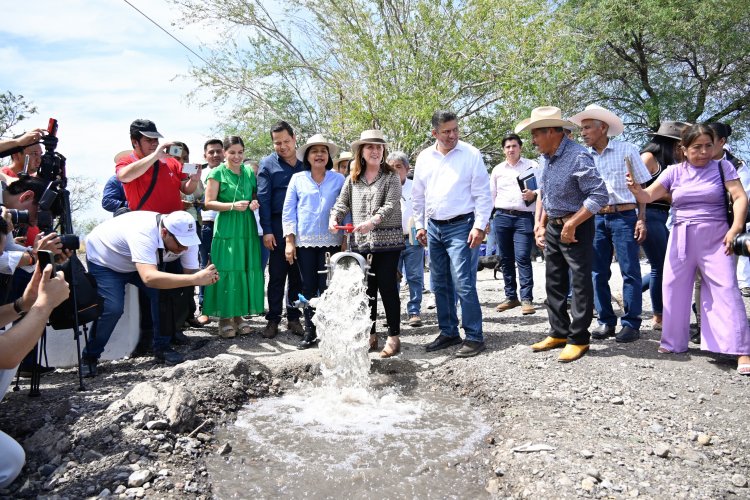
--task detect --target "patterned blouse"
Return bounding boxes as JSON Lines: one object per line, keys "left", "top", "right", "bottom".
{"left": 330, "top": 169, "right": 405, "bottom": 253}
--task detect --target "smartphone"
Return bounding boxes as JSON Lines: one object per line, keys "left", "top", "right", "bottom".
{"left": 168, "top": 145, "right": 184, "bottom": 157}
{"left": 182, "top": 162, "right": 199, "bottom": 175}
{"left": 37, "top": 250, "right": 54, "bottom": 278}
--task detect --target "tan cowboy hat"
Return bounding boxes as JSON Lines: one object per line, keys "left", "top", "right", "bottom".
{"left": 296, "top": 134, "right": 340, "bottom": 162}
{"left": 113, "top": 149, "right": 133, "bottom": 163}
{"left": 515, "top": 107, "right": 577, "bottom": 134}
{"left": 647, "top": 121, "right": 692, "bottom": 141}
{"left": 569, "top": 104, "right": 624, "bottom": 137}
{"left": 350, "top": 129, "right": 388, "bottom": 151}
{"left": 335, "top": 151, "right": 353, "bottom": 165}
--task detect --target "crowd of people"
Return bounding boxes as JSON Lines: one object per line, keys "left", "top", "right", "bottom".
{"left": 1, "top": 106, "right": 749, "bottom": 487}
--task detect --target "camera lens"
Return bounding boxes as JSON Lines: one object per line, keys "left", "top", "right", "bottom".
{"left": 733, "top": 233, "right": 750, "bottom": 257}
{"left": 59, "top": 234, "right": 80, "bottom": 251}
{"left": 7, "top": 209, "right": 29, "bottom": 225}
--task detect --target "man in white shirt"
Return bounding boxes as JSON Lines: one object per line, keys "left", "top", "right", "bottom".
{"left": 82, "top": 211, "right": 219, "bottom": 374}
{"left": 490, "top": 133, "right": 540, "bottom": 315}
{"left": 388, "top": 151, "right": 424, "bottom": 327}
{"left": 412, "top": 110, "right": 493, "bottom": 357}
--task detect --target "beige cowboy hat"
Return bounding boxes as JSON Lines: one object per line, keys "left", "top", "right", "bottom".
{"left": 647, "top": 121, "right": 692, "bottom": 141}
{"left": 113, "top": 149, "right": 133, "bottom": 163}
{"left": 350, "top": 129, "right": 388, "bottom": 151}
{"left": 335, "top": 151, "right": 353, "bottom": 165}
{"left": 514, "top": 107, "right": 577, "bottom": 134}
{"left": 296, "top": 133, "right": 340, "bottom": 162}
{"left": 569, "top": 104, "right": 624, "bottom": 137}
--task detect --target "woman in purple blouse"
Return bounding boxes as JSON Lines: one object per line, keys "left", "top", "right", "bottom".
{"left": 628, "top": 124, "right": 750, "bottom": 374}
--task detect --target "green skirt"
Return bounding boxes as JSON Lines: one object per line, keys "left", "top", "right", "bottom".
{"left": 202, "top": 210, "right": 264, "bottom": 317}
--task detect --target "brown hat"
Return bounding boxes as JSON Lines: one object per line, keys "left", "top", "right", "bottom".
{"left": 648, "top": 121, "right": 692, "bottom": 140}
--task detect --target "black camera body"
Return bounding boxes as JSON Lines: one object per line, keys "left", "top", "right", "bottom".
{"left": 733, "top": 233, "right": 750, "bottom": 257}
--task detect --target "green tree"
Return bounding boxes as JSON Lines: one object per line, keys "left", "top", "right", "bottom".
{"left": 0, "top": 91, "right": 37, "bottom": 138}
{"left": 559, "top": 0, "right": 750, "bottom": 145}
{"left": 173, "top": 0, "right": 573, "bottom": 165}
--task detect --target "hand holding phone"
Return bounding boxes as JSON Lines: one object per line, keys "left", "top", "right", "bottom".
{"left": 168, "top": 144, "right": 184, "bottom": 157}
{"left": 37, "top": 250, "right": 54, "bottom": 279}
{"left": 182, "top": 162, "right": 198, "bottom": 175}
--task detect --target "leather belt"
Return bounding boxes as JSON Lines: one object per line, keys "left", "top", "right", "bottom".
{"left": 431, "top": 213, "right": 472, "bottom": 225}
{"left": 598, "top": 203, "right": 637, "bottom": 214}
{"left": 496, "top": 208, "right": 532, "bottom": 217}
{"left": 548, "top": 214, "right": 575, "bottom": 226}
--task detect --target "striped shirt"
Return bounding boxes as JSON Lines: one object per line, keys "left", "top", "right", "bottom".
{"left": 540, "top": 136, "right": 608, "bottom": 218}
{"left": 589, "top": 139, "right": 651, "bottom": 205}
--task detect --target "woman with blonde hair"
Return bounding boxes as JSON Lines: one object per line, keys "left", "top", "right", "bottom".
{"left": 330, "top": 130, "right": 404, "bottom": 357}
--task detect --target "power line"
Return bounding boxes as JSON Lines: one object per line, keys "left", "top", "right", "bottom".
{"left": 121, "top": 0, "right": 212, "bottom": 67}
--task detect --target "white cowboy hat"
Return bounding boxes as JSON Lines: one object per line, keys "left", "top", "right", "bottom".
{"left": 335, "top": 151, "right": 353, "bottom": 165}
{"left": 350, "top": 129, "right": 388, "bottom": 151}
{"left": 296, "top": 134, "right": 340, "bottom": 162}
{"left": 515, "top": 107, "right": 577, "bottom": 134}
{"left": 569, "top": 104, "right": 624, "bottom": 137}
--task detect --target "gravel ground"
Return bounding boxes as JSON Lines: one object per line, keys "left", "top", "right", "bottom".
{"left": 1, "top": 257, "right": 749, "bottom": 499}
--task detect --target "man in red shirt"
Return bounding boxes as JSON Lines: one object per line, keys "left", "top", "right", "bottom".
{"left": 116, "top": 119, "right": 202, "bottom": 214}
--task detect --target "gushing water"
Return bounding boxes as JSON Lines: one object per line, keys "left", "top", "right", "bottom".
{"left": 313, "top": 264, "right": 372, "bottom": 389}
{"left": 208, "top": 257, "right": 490, "bottom": 498}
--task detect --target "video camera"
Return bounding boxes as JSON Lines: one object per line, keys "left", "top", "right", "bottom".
{"left": 34, "top": 119, "right": 79, "bottom": 251}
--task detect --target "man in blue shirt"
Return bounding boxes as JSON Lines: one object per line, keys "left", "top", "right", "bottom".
{"left": 257, "top": 121, "right": 305, "bottom": 338}
{"left": 518, "top": 106, "right": 608, "bottom": 362}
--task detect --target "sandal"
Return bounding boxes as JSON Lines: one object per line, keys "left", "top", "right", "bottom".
{"left": 380, "top": 337, "right": 401, "bottom": 358}
{"left": 218, "top": 319, "right": 236, "bottom": 338}
{"left": 234, "top": 317, "right": 252, "bottom": 335}
{"left": 738, "top": 356, "right": 750, "bottom": 375}
{"left": 369, "top": 334, "right": 379, "bottom": 352}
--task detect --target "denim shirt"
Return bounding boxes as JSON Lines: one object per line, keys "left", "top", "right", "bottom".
{"left": 540, "top": 136, "right": 608, "bottom": 218}
{"left": 282, "top": 170, "right": 345, "bottom": 247}
{"left": 257, "top": 152, "right": 304, "bottom": 235}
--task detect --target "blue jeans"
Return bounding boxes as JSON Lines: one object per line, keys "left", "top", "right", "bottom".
{"left": 427, "top": 215, "right": 483, "bottom": 342}
{"left": 592, "top": 211, "right": 643, "bottom": 329}
{"left": 399, "top": 244, "right": 424, "bottom": 315}
{"left": 640, "top": 207, "right": 669, "bottom": 315}
{"left": 485, "top": 217, "right": 498, "bottom": 256}
{"left": 83, "top": 261, "right": 166, "bottom": 360}
{"left": 494, "top": 212, "right": 534, "bottom": 301}
{"left": 198, "top": 221, "right": 214, "bottom": 308}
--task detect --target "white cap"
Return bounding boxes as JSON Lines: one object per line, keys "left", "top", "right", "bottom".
{"left": 163, "top": 211, "right": 201, "bottom": 247}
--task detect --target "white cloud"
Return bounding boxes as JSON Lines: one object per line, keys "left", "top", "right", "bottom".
{"left": 1, "top": 0, "right": 230, "bottom": 223}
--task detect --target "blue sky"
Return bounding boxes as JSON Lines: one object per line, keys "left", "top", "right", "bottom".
{"left": 1, "top": 0, "right": 225, "bottom": 221}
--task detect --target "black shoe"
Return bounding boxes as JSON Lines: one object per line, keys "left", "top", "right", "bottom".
{"left": 17, "top": 365, "right": 56, "bottom": 378}
{"left": 689, "top": 324, "right": 701, "bottom": 344}
{"left": 615, "top": 325, "right": 641, "bottom": 343}
{"left": 153, "top": 347, "right": 185, "bottom": 365}
{"left": 297, "top": 332, "right": 318, "bottom": 350}
{"left": 425, "top": 334, "right": 462, "bottom": 352}
{"left": 81, "top": 359, "right": 98, "bottom": 378}
{"left": 184, "top": 317, "right": 204, "bottom": 329}
{"left": 591, "top": 324, "right": 615, "bottom": 340}
{"left": 171, "top": 330, "right": 191, "bottom": 346}
{"left": 455, "top": 340, "right": 486, "bottom": 358}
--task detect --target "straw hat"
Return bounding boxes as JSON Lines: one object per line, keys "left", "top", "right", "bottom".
{"left": 569, "top": 104, "right": 624, "bottom": 137}
{"left": 515, "top": 107, "right": 577, "bottom": 134}
{"left": 113, "top": 150, "right": 133, "bottom": 163}
{"left": 648, "top": 121, "right": 692, "bottom": 140}
{"left": 296, "top": 134, "right": 340, "bottom": 162}
{"left": 335, "top": 151, "right": 353, "bottom": 166}
{"left": 350, "top": 129, "right": 387, "bottom": 151}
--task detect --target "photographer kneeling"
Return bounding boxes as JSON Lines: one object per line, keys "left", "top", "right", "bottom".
{"left": 0, "top": 216, "right": 70, "bottom": 487}
{"left": 82, "top": 211, "right": 219, "bottom": 375}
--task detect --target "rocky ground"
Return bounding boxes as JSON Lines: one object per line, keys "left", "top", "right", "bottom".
{"left": 1, "top": 258, "right": 749, "bottom": 499}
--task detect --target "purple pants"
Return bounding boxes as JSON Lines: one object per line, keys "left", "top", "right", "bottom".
{"left": 662, "top": 221, "right": 750, "bottom": 355}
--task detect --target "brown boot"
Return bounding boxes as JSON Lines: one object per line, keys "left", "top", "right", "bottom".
{"left": 262, "top": 320, "right": 279, "bottom": 339}
{"left": 369, "top": 334, "right": 379, "bottom": 352}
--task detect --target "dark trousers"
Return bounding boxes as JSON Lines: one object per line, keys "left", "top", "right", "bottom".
{"left": 265, "top": 217, "right": 302, "bottom": 324}
{"left": 198, "top": 220, "right": 213, "bottom": 309}
{"left": 544, "top": 217, "right": 595, "bottom": 345}
{"left": 296, "top": 245, "right": 339, "bottom": 333}
{"left": 363, "top": 250, "right": 402, "bottom": 337}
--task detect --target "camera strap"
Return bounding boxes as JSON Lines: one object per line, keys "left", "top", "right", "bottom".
{"left": 134, "top": 160, "right": 160, "bottom": 211}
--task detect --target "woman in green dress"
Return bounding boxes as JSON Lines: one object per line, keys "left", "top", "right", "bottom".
{"left": 203, "top": 136, "right": 264, "bottom": 337}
